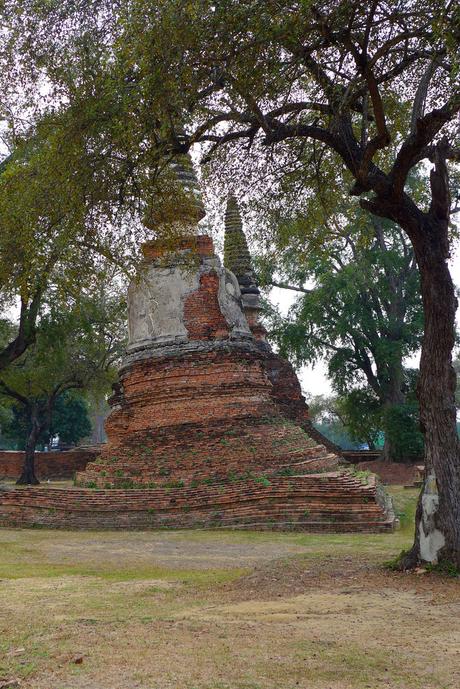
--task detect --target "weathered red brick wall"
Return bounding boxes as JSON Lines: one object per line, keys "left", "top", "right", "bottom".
{"left": 184, "top": 272, "right": 229, "bottom": 340}
{"left": 142, "top": 235, "right": 214, "bottom": 260}
{"left": 78, "top": 417, "right": 336, "bottom": 489}
{"left": 84, "top": 348, "right": 340, "bottom": 490}
{"left": 107, "top": 350, "right": 275, "bottom": 442}
{"left": 0, "top": 448, "right": 100, "bottom": 480}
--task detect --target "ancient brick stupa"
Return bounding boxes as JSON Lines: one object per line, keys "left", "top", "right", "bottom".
{"left": 0, "top": 159, "right": 394, "bottom": 531}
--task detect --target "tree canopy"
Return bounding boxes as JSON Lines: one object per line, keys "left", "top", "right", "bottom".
{"left": 0, "top": 287, "right": 126, "bottom": 482}
{"left": 258, "top": 200, "right": 425, "bottom": 459}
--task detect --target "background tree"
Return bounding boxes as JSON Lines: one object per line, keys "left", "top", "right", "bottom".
{"left": 0, "top": 55, "right": 200, "bottom": 372}
{"left": 50, "top": 393, "right": 93, "bottom": 448}
{"left": 260, "top": 208, "right": 424, "bottom": 460}
{"left": 0, "top": 289, "right": 126, "bottom": 484}
{"left": 1, "top": 391, "right": 92, "bottom": 451}
{"left": 307, "top": 393, "right": 379, "bottom": 451}
{"left": 0, "top": 128, "right": 145, "bottom": 372}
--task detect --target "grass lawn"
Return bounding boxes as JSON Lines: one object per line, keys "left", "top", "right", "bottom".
{"left": 0, "top": 487, "right": 459, "bottom": 689}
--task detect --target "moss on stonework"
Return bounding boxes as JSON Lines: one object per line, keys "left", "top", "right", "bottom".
{"left": 223, "top": 195, "right": 254, "bottom": 281}
{"left": 224, "top": 232, "right": 253, "bottom": 277}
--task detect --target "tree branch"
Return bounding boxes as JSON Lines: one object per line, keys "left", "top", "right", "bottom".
{"left": 0, "top": 379, "right": 29, "bottom": 407}
{"left": 390, "top": 95, "right": 460, "bottom": 197}
{"left": 270, "top": 281, "right": 311, "bottom": 294}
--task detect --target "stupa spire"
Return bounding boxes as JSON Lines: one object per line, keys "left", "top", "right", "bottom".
{"left": 224, "top": 195, "right": 259, "bottom": 295}
{"left": 224, "top": 194, "right": 266, "bottom": 340}
{"left": 169, "top": 128, "right": 206, "bottom": 222}
{"left": 143, "top": 127, "right": 205, "bottom": 231}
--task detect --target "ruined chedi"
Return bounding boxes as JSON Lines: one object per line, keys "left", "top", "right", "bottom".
{"left": 0, "top": 157, "right": 394, "bottom": 531}
{"left": 77, "top": 204, "right": 341, "bottom": 492}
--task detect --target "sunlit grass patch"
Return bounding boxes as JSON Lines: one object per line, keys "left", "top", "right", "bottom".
{"left": 0, "top": 560, "right": 248, "bottom": 584}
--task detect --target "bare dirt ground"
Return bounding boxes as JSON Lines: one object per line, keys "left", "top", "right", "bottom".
{"left": 354, "top": 460, "right": 420, "bottom": 485}
{"left": 0, "top": 488, "right": 459, "bottom": 689}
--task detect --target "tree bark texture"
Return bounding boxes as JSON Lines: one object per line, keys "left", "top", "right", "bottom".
{"left": 16, "top": 414, "right": 41, "bottom": 485}
{"left": 401, "top": 221, "right": 460, "bottom": 569}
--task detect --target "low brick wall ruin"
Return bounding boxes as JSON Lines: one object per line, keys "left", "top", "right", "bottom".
{"left": 0, "top": 448, "right": 100, "bottom": 481}
{"left": 0, "top": 473, "right": 395, "bottom": 532}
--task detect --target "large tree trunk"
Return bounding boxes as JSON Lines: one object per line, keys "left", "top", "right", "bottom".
{"left": 16, "top": 414, "right": 41, "bottom": 485}
{"left": 400, "top": 222, "right": 460, "bottom": 569}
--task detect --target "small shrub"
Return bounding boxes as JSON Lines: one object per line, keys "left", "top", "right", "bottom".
{"left": 277, "top": 467, "right": 295, "bottom": 477}
{"left": 426, "top": 560, "right": 460, "bottom": 578}
{"left": 254, "top": 476, "right": 271, "bottom": 487}
{"left": 119, "top": 479, "right": 135, "bottom": 489}
{"left": 164, "top": 479, "right": 185, "bottom": 489}
{"left": 383, "top": 549, "right": 409, "bottom": 571}
{"left": 351, "top": 469, "right": 372, "bottom": 484}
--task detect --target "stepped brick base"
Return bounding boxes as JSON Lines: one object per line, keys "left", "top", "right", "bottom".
{"left": 0, "top": 472, "right": 394, "bottom": 532}
{"left": 74, "top": 349, "right": 343, "bottom": 491}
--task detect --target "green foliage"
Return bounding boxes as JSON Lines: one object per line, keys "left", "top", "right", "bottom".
{"left": 262, "top": 211, "right": 423, "bottom": 392}
{"left": 259, "top": 205, "right": 426, "bottom": 459}
{"left": 425, "top": 561, "right": 460, "bottom": 578}
{"left": 336, "top": 391, "right": 383, "bottom": 450}
{"left": 0, "top": 288, "right": 126, "bottom": 461}
{"left": 2, "top": 392, "right": 92, "bottom": 450}
{"left": 308, "top": 383, "right": 424, "bottom": 458}
{"left": 383, "top": 403, "right": 424, "bottom": 462}
{"left": 254, "top": 476, "right": 271, "bottom": 487}
{"left": 349, "top": 469, "right": 372, "bottom": 485}
{"left": 307, "top": 391, "right": 381, "bottom": 450}
{"left": 49, "top": 393, "right": 92, "bottom": 446}
{"left": 164, "top": 479, "right": 185, "bottom": 489}
{"left": 384, "top": 550, "right": 410, "bottom": 572}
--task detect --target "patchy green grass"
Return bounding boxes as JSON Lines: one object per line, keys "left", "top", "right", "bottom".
{"left": 0, "top": 560, "right": 247, "bottom": 583}
{"left": 389, "top": 485, "right": 418, "bottom": 534}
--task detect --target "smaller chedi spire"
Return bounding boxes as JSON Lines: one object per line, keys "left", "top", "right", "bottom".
{"left": 224, "top": 195, "right": 259, "bottom": 296}
{"left": 224, "top": 195, "right": 266, "bottom": 340}
{"left": 143, "top": 128, "right": 205, "bottom": 232}
{"left": 169, "top": 131, "right": 206, "bottom": 223}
